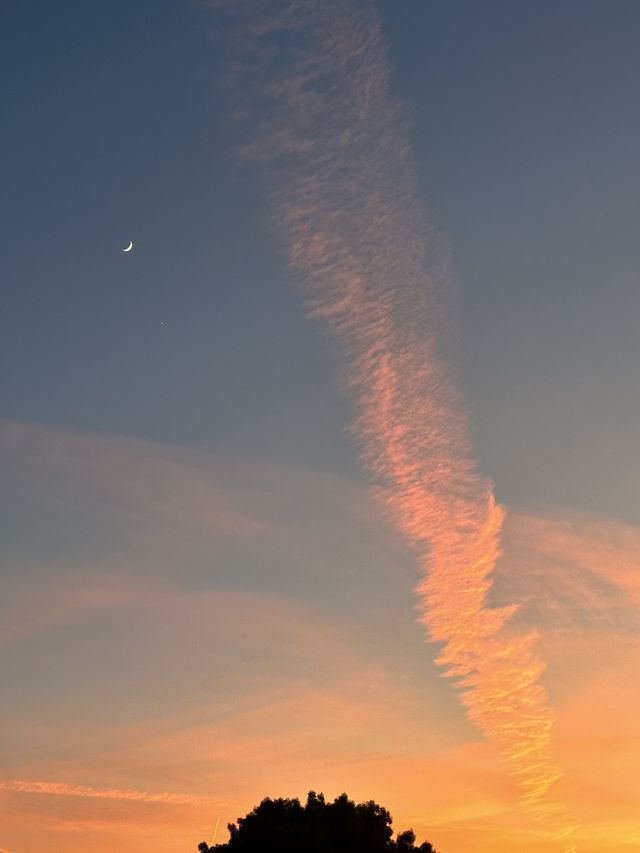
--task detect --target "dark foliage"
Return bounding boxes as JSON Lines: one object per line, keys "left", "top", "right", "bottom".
{"left": 198, "top": 791, "right": 440, "bottom": 853}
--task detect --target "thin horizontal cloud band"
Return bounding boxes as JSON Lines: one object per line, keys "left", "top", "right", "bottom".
{"left": 0, "top": 778, "right": 229, "bottom": 808}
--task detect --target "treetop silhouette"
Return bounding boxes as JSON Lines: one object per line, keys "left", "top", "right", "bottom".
{"left": 198, "top": 791, "right": 440, "bottom": 852}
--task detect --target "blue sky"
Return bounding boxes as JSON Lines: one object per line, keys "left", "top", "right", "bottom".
{"left": 2, "top": 0, "right": 640, "bottom": 521}
{"left": 3, "top": 0, "right": 640, "bottom": 521}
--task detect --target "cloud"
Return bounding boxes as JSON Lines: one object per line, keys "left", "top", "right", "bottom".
{"left": 214, "top": 0, "right": 575, "bottom": 844}
{"left": 0, "top": 779, "right": 224, "bottom": 808}
{"left": 492, "top": 510, "right": 640, "bottom": 852}
{"left": 0, "top": 571, "right": 138, "bottom": 645}
{"left": 498, "top": 510, "right": 640, "bottom": 622}
{"left": 0, "top": 418, "right": 266, "bottom": 550}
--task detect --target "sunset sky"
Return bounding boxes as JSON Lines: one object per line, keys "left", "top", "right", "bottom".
{"left": 2, "top": 2, "right": 640, "bottom": 852}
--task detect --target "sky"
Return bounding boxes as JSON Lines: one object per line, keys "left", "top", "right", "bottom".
{"left": 2, "top": 2, "right": 640, "bottom": 852}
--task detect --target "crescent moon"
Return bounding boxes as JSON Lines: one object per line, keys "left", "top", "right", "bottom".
{"left": 122, "top": 240, "right": 133, "bottom": 253}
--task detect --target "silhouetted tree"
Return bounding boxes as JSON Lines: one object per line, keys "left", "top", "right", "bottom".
{"left": 197, "top": 791, "right": 440, "bottom": 853}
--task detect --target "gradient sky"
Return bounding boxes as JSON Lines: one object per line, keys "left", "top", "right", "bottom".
{"left": 2, "top": 2, "right": 640, "bottom": 852}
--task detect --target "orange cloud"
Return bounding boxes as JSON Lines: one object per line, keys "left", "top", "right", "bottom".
{"left": 499, "top": 511, "right": 640, "bottom": 617}
{"left": 219, "top": 0, "right": 575, "bottom": 844}
{"left": 493, "top": 511, "right": 640, "bottom": 852}
{"left": 0, "top": 779, "right": 223, "bottom": 808}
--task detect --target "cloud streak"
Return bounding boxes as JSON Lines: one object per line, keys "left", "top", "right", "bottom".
{"left": 216, "top": 0, "right": 575, "bottom": 844}
{"left": 0, "top": 779, "right": 223, "bottom": 808}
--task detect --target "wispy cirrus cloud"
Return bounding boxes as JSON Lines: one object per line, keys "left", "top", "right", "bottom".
{"left": 214, "top": 0, "right": 575, "bottom": 844}
{"left": 0, "top": 779, "right": 226, "bottom": 808}
{"left": 493, "top": 510, "right": 640, "bottom": 852}
{"left": 498, "top": 511, "right": 640, "bottom": 619}
{"left": 0, "top": 418, "right": 266, "bottom": 546}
